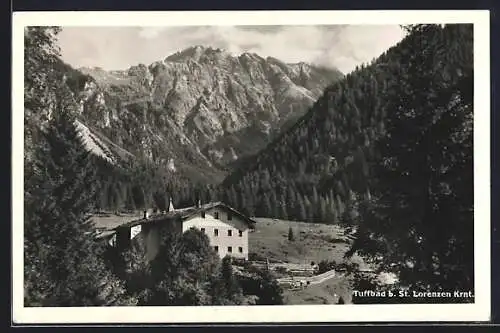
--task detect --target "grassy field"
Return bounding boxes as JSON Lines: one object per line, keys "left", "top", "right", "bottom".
{"left": 250, "top": 218, "right": 365, "bottom": 266}
{"left": 250, "top": 218, "right": 369, "bottom": 304}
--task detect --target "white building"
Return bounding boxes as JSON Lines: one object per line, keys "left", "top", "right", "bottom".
{"left": 95, "top": 201, "right": 256, "bottom": 261}
{"left": 182, "top": 202, "right": 254, "bottom": 260}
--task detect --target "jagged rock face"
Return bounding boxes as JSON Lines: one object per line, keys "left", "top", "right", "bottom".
{"left": 76, "top": 46, "right": 343, "bottom": 182}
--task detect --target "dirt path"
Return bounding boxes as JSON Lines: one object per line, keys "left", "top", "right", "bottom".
{"left": 308, "top": 269, "right": 337, "bottom": 285}
{"left": 277, "top": 268, "right": 337, "bottom": 287}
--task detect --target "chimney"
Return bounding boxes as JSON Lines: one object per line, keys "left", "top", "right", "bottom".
{"left": 197, "top": 199, "right": 201, "bottom": 208}
{"left": 168, "top": 198, "right": 175, "bottom": 212}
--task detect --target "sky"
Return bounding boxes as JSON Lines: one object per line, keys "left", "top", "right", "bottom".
{"left": 57, "top": 25, "right": 406, "bottom": 74}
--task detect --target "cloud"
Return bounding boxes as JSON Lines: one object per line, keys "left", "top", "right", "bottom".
{"left": 138, "top": 27, "right": 165, "bottom": 39}
{"left": 57, "top": 25, "right": 406, "bottom": 73}
{"left": 313, "top": 25, "right": 406, "bottom": 70}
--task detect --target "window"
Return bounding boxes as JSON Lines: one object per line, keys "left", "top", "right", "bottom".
{"left": 201, "top": 211, "right": 205, "bottom": 218}
{"left": 238, "top": 247, "right": 243, "bottom": 253}
{"left": 238, "top": 230, "right": 243, "bottom": 237}
{"left": 228, "top": 230, "right": 232, "bottom": 236}
{"left": 214, "top": 246, "right": 219, "bottom": 252}
{"left": 214, "top": 211, "right": 219, "bottom": 219}
{"left": 227, "top": 211, "right": 233, "bottom": 220}
{"left": 200, "top": 228, "right": 205, "bottom": 233}
{"left": 214, "top": 229, "right": 219, "bottom": 236}
{"left": 228, "top": 246, "right": 232, "bottom": 253}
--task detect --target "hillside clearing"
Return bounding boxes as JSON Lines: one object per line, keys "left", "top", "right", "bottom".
{"left": 250, "top": 218, "right": 365, "bottom": 266}
{"left": 249, "top": 218, "right": 372, "bottom": 304}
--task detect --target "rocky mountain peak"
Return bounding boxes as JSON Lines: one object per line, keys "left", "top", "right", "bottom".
{"left": 74, "top": 47, "right": 344, "bottom": 182}
{"left": 166, "top": 45, "right": 232, "bottom": 63}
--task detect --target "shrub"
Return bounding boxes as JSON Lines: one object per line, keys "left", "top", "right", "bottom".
{"left": 317, "top": 260, "right": 337, "bottom": 274}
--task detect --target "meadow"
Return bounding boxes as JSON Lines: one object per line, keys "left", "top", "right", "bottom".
{"left": 249, "top": 218, "right": 369, "bottom": 304}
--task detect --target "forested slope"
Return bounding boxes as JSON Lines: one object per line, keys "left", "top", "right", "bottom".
{"left": 222, "top": 24, "right": 473, "bottom": 225}
{"left": 223, "top": 23, "right": 474, "bottom": 296}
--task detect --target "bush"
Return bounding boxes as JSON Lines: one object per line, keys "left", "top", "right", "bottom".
{"left": 317, "top": 260, "right": 337, "bottom": 274}
{"left": 236, "top": 267, "right": 284, "bottom": 305}
{"left": 275, "top": 266, "right": 288, "bottom": 275}
{"left": 248, "top": 252, "right": 267, "bottom": 262}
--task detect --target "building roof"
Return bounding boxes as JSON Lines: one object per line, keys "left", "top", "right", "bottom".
{"left": 91, "top": 212, "right": 141, "bottom": 231}
{"left": 94, "top": 202, "right": 257, "bottom": 232}
{"left": 181, "top": 202, "right": 257, "bottom": 228}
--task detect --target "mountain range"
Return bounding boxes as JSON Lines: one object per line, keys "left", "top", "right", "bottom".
{"left": 69, "top": 45, "right": 343, "bottom": 182}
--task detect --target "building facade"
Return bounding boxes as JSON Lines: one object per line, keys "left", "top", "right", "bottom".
{"left": 183, "top": 205, "right": 251, "bottom": 260}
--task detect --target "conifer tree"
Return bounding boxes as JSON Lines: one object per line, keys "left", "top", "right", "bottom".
{"left": 210, "top": 256, "right": 244, "bottom": 305}
{"left": 279, "top": 195, "right": 289, "bottom": 220}
{"left": 297, "top": 194, "right": 307, "bottom": 221}
{"left": 147, "top": 228, "right": 221, "bottom": 305}
{"left": 24, "top": 27, "right": 63, "bottom": 180}
{"left": 349, "top": 24, "right": 474, "bottom": 293}
{"left": 24, "top": 97, "right": 135, "bottom": 306}
{"left": 256, "top": 269, "right": 284, "bottom": 305}
{"left": 124, "top": 185, "right": 136, "bottom": 212}
{"left": 262, "top": 193, "right": 272, "bottom": 217}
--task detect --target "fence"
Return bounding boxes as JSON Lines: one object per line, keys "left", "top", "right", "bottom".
{"left": 277, "top": 268, "right": 337, "bottom": 290}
